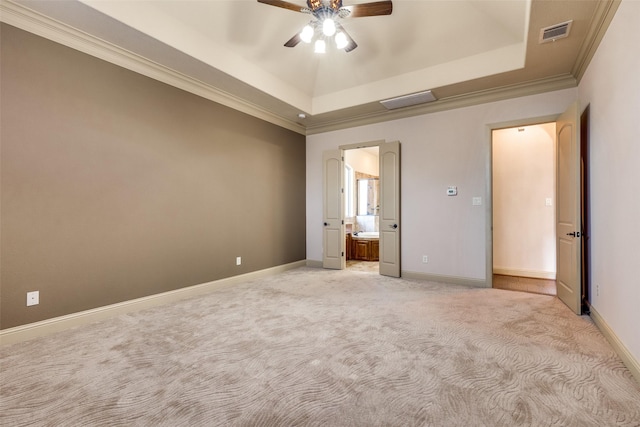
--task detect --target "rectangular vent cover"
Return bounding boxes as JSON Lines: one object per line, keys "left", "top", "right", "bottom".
{"left": 380, "top": 90, "right": 437, "bottom": 110}
{"left": 539, "top": 20, "right": 573, "bottom": 43}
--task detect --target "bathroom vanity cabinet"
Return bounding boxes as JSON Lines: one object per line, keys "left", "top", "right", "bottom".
{"left": 347, "top": 234, "right": 379, "bottom": 261}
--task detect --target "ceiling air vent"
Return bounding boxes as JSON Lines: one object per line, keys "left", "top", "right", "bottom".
{"left": 539, "top": 20, "right": 573, "bottom": 43}
{"left": 380, "top": 90, "right": 437, "bottom": 110}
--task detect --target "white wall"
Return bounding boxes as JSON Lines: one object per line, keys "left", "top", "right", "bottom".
{"left": 493, "top": 123, "right": 556, "bottom": 278}
{"left": 307, "top": 88, "right": 577, "bottom": 280}
{"left": 344, "top": 148, "right": 379, "bottom": 176}
{"left": 578, "top": 0, "right": 640, "bottom": 364}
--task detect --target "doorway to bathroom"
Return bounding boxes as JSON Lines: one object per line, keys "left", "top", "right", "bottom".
{"left": 323, "top": 140, "right": 400, "bottom": 276}
{"left": 344, "top": 146, "right": 380, "bottom": 273}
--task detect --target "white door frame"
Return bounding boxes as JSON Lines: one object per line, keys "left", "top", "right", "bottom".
{"left": 485, "top": 114, "right": 560, "bottom": 288}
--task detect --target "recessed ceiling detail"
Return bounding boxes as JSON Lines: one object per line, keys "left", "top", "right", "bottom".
{"left": 2, "top": 0, "right": 616, "bottom": 134}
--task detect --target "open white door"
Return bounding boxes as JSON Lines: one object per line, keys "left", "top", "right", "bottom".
{"left": 556, "top": 102, "right": 582, "bottom": 314}
{"left": 323, "top": 150, "right": 345, "bottom": 270}
{"left": 379, "top": 141, "right": 401, "bottom": 277}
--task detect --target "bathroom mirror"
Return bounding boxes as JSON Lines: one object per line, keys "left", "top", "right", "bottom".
{"left": 357, "top": 178, "right": 379, "bottom": 216}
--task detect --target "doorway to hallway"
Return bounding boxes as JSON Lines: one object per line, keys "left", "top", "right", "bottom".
{"left": 491, "top": 122, "right": 558, "bottom": 296}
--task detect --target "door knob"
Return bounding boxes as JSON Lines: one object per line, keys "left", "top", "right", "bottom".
{"left": 566, "top": 231, "right": 581, "bottom": 237}
{"left": 390, "top": 224, "right": 398, "bottom": 229}
{"left": 324, "top": 222, "right": 329, "bottom": 226}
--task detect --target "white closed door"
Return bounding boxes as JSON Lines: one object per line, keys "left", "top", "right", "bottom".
{"left": 556, "top": 102, "right": 582, "bottom": 314}
{"left": 322, "top": 150, "right": 345, "bottom": 270}
{"left": 379, "top": 141, "right": 401, "bottom": 277}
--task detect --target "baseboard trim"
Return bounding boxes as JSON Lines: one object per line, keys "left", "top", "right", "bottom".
{"left": 306, "top": 260, "right": 323, "bottom": 268}
{"left": 590, "top": 305, "right": 640, "bottom": 385}
{"left": 401, "top": 271, "right": 487, "bottom": 288}
{"left": 0, "top": 260, "right": 306, "bottom": 346}
{"left": 493, "top": 268, "right": 556, "bottom": 280}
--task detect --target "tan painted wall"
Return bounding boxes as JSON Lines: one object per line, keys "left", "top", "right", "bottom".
{"left": 0, "top": 25, "right": 306, "bottom": 329}
{"left": 492, "top": 123, "right": 556, "bottom": 278}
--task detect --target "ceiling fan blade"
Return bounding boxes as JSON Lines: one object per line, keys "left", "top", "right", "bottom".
{"left": 336, "top": 23, "right": 358, "bottom": 52}
{"left": 284, "top": 32, "right": 302, "bottom": 47}
{"left": 344, "top": 0, "right": 392, "bottom": 18}
{"left": 257, "top": 0, "right": 305, "bottom": 13}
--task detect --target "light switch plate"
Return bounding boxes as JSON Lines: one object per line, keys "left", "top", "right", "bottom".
{"left": 27, "top": 291, "right": 39, "bottom": 306}
{"left": 472, "top": 197, "right": 482, "bottom": 206}
{"left": 447, "top": 186, "right": 457, "bottom": 196}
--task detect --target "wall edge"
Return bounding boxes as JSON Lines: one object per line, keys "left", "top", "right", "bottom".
{"left": 0, "top": 261, "right": 306, "bottom": 346}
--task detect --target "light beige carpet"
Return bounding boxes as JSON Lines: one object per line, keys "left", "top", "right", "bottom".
{"left": 1, "top": 267, "right": 639, "bottom": 426}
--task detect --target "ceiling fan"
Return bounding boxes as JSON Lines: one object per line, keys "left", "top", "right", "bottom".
{"left": 257, "top": 0, "right": 393, "bottom": 53}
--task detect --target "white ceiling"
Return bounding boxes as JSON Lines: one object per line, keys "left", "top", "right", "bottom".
{"left": 4, "top": 0, "right": 613, "bottom": 133}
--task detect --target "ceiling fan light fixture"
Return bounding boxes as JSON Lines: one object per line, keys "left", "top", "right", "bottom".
{"left": 300, "top": 25, "right": 314, "bottom": 43}
{"left": 335, "top": 31, "right": 348, "bottom": 49}
{"left": 314, "top": 39, "right": 326, "bottom": 53}
{"left": 261, "top": 0, "right": 394, "bottom": 53}
{"left": 322, "top": 18, "right": 336, "bottom": 37}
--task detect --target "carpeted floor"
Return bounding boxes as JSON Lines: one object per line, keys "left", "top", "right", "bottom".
{"left": 1, "top": 267, "right": 639, "bottom": 426}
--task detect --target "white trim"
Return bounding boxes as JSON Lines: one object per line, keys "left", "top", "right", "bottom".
{"left": 401, "top": 271, "right": 487, "bottom": 288}
{"left": 0, "top": 0, "right": 305, "bottom": 135}
{"left": 493, "top": 268, "right": 556, "bottom": 280}
{"left": 590, "top": 305, "right": 640, "bottom": 385}
{"left": 0, "top": 261, "right": 306, "bottom": 346}
{"left": 572, "top": 0, "right": 622, "bottom": 82}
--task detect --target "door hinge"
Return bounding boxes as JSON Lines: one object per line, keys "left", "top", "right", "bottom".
{"left": 342, "top": 252, "right": 344, "bottom": 257}
{"left": 342, "top": 220, "right": 344, "bottom": 225}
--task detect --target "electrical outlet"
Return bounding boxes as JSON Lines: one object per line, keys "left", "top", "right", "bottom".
{"left": 596, "top": 284, "right": 600, "bottom": 297}
{"left": 27, "top": 291, "right": 39, "bottom": 306}
{"left": 422, "top": 255, "right": 428, "bottom": 263}
{"left": 236, "top": 256, "right": 242, "bottom": 266}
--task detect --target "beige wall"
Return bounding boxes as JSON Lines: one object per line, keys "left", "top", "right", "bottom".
{"left": 578, "top": 0, "right": 640, "bottom": 364}
{"left": 492, "top": 123, "right": 556, "bottom": 278}
{"left": 0, "top": 25, "right": 306, "bottom": 329}
{"left": 307, "top": 88, "right": 577, "bottom": 279}
{"left": 344, "top": 148, "right": 379, "bottom": 177}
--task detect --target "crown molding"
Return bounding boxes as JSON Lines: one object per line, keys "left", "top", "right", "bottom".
{"left": 572, "top": 0, "right": 621, "bottom": 83}
{"left": 0, "top": 0, "right": 306, "bottom": 135}
{"left": 305, "top": 74, "right": 577, "bottom": 135}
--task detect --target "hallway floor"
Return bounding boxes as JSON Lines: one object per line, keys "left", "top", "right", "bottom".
{"left": 492, "top": 274, "right": 557, "bottom": 296}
